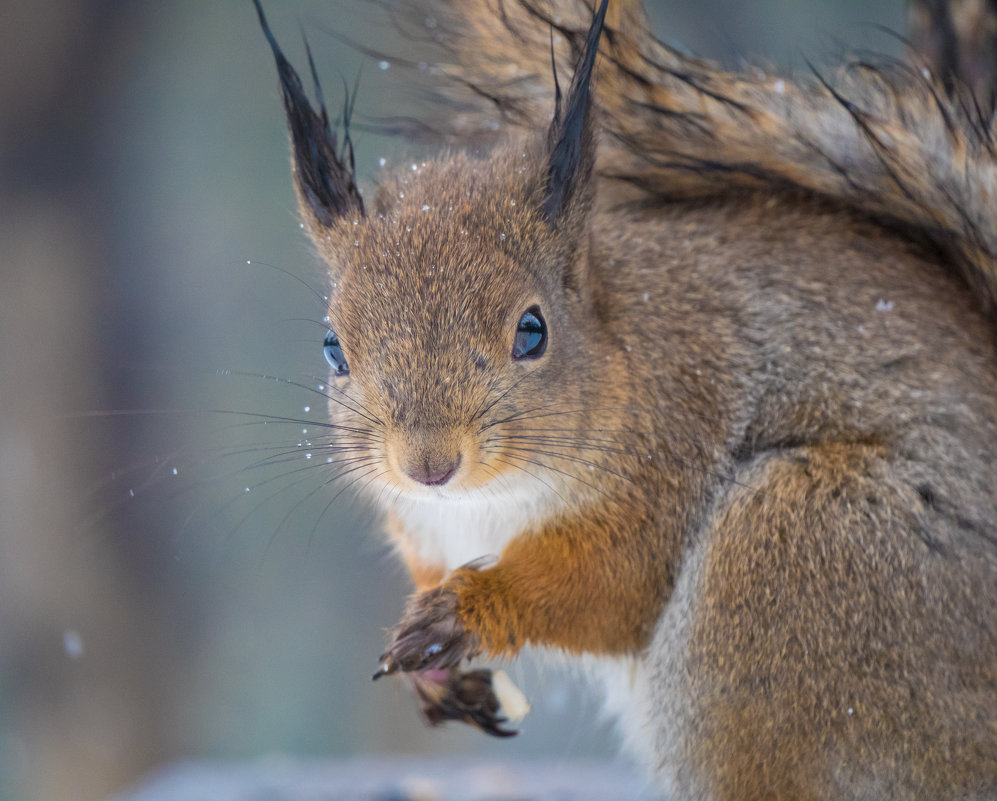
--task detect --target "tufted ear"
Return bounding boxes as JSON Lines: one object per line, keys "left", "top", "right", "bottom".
{"left": 540, "top": 0, "right": 608, "bottom": 226}
{"left": 254, "top": 0, "right": 365, "bottom": 226}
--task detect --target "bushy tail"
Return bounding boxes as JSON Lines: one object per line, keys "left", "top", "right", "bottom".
{"left": 405, "top": 0, "right": 997, "bottom": 312}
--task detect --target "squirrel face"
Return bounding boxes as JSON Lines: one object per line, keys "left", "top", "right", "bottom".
{"left": 315, "top": 148, "right": 594, "bottom": 500}
{"left": 254, "top": 0, "right": 608, "bottom": 501}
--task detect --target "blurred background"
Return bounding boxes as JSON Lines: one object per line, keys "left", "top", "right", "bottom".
{"left": 0, "top": 2, "right": 905, "bottom": 799}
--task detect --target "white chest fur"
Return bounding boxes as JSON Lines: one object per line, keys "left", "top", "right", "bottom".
{"left": 389, "top": 478, "right": 559, "bottom": 572}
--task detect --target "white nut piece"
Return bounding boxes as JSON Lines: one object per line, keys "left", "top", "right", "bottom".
{"left": 491, "top": 670, "right": 531, "bottom": 722}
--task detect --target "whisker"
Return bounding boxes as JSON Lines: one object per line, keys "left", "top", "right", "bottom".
{"left": 242, "top": 443, "right": 374, "bottom": 472}
{"left": 225, "top": 455, "right": 382, "bottom": 550}
{"left": 470, "top": 369, "right": 536, "bottom": 423}
{"left": 308, "top": 464, "right": 389, "bottom": 547}
{"left": 486, "top": 443, "right": 633, "bottom": 484}
{"left": 277, "top": 456, "right": 386, "bottom": 531}
{"left": 476, "top": 461, "right": 516, "bottom": 502}
{"left": 488, "top": 449, "right": 611, "bottom": 498}
{"left": 264, "top": 457, "right": 383, "bottom": 555}
{"left": 243, "top": 257, "right": 331, "bottom": 312}
{"left": 297, "top": 371, "right": 388, "bottom": 427}
{"left": 208, "top": 407, "right": 384, "bottom": 439}
{"left": 492, "top": 456, "right": 568, "bottom": 504}
{"left": 490, "top": 433, "right": 631, "bottom": 452}
{"left": 482, "top": 405, "right": 624, "bottom": 430}
{"left": 213, "top": 369, "right": 385, "bottom": 427}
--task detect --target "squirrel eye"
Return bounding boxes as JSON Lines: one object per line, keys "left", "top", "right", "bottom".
{"left": 323, "top": 329, "right": 349, "bottom": 377}
{"left": 512, "top": 306, "right": 547, "bottom": 360}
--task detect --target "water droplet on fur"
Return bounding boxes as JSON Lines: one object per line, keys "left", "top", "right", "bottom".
{"left": 422, "top": 204, "right": 430, "bottom": 211}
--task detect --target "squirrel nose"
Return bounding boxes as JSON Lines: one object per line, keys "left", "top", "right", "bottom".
{"left": 406, "top": 455, "right": 461, "bottom": 487}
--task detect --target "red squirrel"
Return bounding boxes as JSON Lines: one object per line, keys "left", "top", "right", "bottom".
{"left": 254, "top": 0, "right": 997, "bottom": 797}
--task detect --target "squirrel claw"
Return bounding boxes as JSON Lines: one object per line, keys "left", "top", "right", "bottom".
{"left": 378, "top": 584, "right": 481, "bottom": 674}
{"left": 371, "top": 660, "right": 394, "bottom": 680}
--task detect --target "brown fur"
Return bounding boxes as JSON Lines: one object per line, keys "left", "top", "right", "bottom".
{"left": 258, "top": 1, "right": 997, "bottom": 798}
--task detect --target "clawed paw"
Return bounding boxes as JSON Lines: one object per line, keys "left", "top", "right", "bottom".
{"left": 372, "top": 584, "right": 481, "bottom": 678}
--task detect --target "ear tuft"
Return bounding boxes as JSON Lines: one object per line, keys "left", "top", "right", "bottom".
{"left": 253, "top": 0, "right": 365, "bottom": 225}
{"left": 541, "top": 0, "right": 609, "bottom": 225}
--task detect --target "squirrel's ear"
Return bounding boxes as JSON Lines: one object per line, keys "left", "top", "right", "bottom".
{"left": 540, "top": 0, "right": 608, "bottom": 226}
{"left": 254, "top": 0, "right": 365, "bottom": 227}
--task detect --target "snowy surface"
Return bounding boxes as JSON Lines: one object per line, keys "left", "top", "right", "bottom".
{"left": 111, "top": 756, "right": 657, "bottom": 801}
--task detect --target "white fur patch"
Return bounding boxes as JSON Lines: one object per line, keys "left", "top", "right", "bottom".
{"left": 583, "top": 654, "right": 659, "bottom": 770}
{"left": 389, "top": 476, "right": 560, "bottom": 571}
{"left": 583, "top": 541, "right": 709, "bottom": 799}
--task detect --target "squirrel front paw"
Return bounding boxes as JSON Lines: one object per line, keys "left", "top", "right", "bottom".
{"left": 373, "top": 584, "right": 481, "bottom": 677}
{"left": 410, "top": 667, "right": 518, "bottom": 737}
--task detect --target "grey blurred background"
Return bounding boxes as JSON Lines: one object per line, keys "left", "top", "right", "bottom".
{"left": 0, "top": 2, "right": 904, "bottom": 799}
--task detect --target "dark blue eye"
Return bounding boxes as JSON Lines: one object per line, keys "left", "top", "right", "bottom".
{"left": 323, "top": 329, "right": 349, "bottom": 376}
{"left": 512, "top": 307, "right": 547, "bottom": 360}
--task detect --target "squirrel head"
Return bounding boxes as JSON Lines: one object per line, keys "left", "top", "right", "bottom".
{"left": 256, "top": 0, "right": 611, "bottom": 499}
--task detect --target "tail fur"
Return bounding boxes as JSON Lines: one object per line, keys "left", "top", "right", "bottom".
{"left": 399, "top": 0, "right": 997, "bottom": 313}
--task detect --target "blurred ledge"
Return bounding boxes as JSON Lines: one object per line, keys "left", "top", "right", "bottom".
{"left": 109, "top": 755, "right": 657, "bottom": 801}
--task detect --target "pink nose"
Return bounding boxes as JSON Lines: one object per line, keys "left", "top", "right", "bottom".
{"left": 406, "top": 456, "right": 460, "bottom": 487}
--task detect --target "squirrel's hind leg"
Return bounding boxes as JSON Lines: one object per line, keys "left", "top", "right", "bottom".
{"left": 664, "top": 442, "right": 996, "bottom": 800}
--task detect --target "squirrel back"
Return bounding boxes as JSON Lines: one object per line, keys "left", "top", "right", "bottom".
{"left": 255, "top": 1, "right": 997, "bottom": 797}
